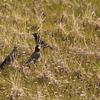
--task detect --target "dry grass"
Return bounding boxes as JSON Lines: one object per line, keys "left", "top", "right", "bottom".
{"left": 0, "top": 0, "right": 100, "bottom": 100}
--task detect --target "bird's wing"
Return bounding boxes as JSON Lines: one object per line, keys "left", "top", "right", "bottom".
{"left": 40, "top": 39, "right": 53, "bottom": 49}
{"left": 31, "top": 52, "right": 40, "bottom": 60}
{"left": 26, "top": 52, "right": 40, "bottom": 64}
{"left": 0, "top": 48, "right": 18, "bottom": 69}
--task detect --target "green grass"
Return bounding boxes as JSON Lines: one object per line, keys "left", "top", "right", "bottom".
{"left": 0, "top": 0, "right": 100, "bottom": 100}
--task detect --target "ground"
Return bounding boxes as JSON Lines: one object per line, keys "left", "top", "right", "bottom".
{"left": 0, "top": 0, "right": 100, "bottom": 100}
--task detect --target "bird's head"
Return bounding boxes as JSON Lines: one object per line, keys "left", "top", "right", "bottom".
{"left": 32, "top": 33, "right": 38, "bottom": 37}
{"left": 13, "top": 46, "right": 18, "bottom": 49}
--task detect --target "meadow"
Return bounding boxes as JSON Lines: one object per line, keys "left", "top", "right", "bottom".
{"left": 0, "top": 0, "right": 100, "bottom": 100}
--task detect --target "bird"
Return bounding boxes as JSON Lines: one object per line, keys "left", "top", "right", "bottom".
{"left": 32, "top": 33, "right": 53, "bottom": 50}
{"left": 0, "top": 46, "right": 18, "bottom": 69}
{"left": 25, "top": 44, "right": 41, "bottom": 64}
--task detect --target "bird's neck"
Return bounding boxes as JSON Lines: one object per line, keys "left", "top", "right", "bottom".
{"left": 35, "top": 49, "right": 40, "bottom": 52}
{"left": 35, "top": 35, "right": 40, "bottom": 40}
{"left": 35, "top": 35, "right": 40, "bottom": 44}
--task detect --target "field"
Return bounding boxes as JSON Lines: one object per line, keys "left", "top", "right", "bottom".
{"left": 0, "top": 0, "right": 100, "bottom": 100}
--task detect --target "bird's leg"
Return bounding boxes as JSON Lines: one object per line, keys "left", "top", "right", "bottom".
{"left": 34, "top": 64, "right": 37, "bottom": 73}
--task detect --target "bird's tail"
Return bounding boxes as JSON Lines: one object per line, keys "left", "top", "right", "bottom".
{"left": 49, "top": 46, "right": 53, "bottom": 50}
{"left": 25, "top": 59, "right": 35, "bottom": 64}
{"left": 25, "top": 61, "right": 29, "bottom": 64}
{"left": 0, "top": 62, "right": 5, "bottom": 69}
{"left": 25, "top": 60, "right": 31, "bottom": 64}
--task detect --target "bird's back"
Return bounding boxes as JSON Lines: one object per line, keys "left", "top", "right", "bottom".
{"left": 0, "top": 47, "right": 18, "bottom": 69}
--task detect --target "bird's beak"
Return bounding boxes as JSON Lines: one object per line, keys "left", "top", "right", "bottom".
{"left": 32, "top": 33, "right": 34, "bottom": 36}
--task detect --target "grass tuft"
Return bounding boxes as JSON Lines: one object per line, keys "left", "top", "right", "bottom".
{"left": 0, "top": 0, "right": 100, "bottom": 100}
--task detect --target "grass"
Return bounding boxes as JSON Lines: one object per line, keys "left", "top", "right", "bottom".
{"left": 0, "top": 0, "right": 100, "bottom": 100}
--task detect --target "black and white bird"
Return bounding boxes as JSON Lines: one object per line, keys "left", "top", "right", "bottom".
{"left": 32, "top": 33, "right": 53, "bottom": 50}
{"left": 25, "top": 44, "right": 41, "bottom": 64}
{"left": 0, "top": 46, "right": 18, "bottom": 69}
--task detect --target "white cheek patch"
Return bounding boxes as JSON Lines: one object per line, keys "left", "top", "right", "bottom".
{"left": 38, "top": 46, "right": 41, "bottom": 49}
{"left": 36, "top": 34, "right": 38, "bottom": 36}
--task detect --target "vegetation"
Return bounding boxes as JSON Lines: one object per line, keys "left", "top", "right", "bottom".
{"left": 0, "top": 0, "right": 100, "bottom": 100}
